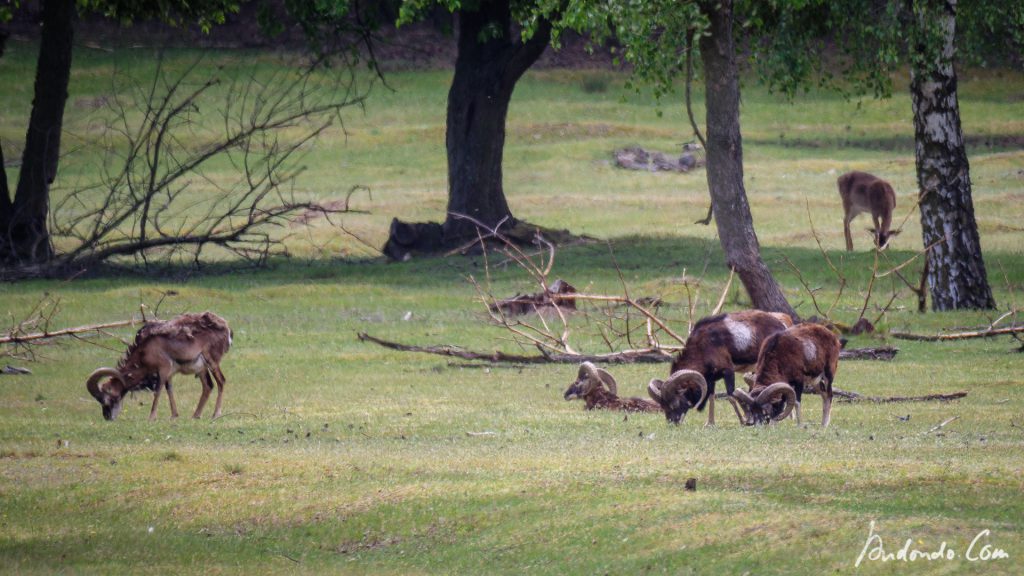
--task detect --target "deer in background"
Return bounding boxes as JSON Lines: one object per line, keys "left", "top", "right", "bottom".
{"left": 838, "top": 171, "right": 899, "bottom": 251}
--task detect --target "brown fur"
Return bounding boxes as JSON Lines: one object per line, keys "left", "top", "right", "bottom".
{"left": 563, "top": 365, "right": 661, "bottom": 413}
{"left": 837, "top": 171, "right": 898, "bottom": 251}
{"left": 655, "top": 310, "right": 793, "bottom": 426}
{"left": 575, "top": 387, "right": 661, "bottom": 413}
{"left": 87, "top": 312, "right": 232, "bottom": 421}
{"left": 751, "top": 323, "right": 840, "bottom": 427}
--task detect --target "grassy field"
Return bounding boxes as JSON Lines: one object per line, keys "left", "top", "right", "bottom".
{"left": 2, "top": 44, "right": 1024, "bottom": 574}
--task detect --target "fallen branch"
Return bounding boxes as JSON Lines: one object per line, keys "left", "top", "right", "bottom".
{"left": 921, "top": 415, "right": 960, "bottom": 435}
{"left": 2, "top": 365, "right": 33, "bottom": 375}
{"left": 357, "top": 332, "right": 673, "bottom": 364}
{"left": 1, "top": 319, "right": 136, "bottom": 345}
{"left": 890, "top": 325, "right": 1024, "bottom": 341}
{"left": 834, "top": 390, "right": 967, "bottom": 403}
{"left": 838, "top": 346, "right": 898, "bottom": 361}
{"left": 358, "top": 333, "right": 897, "bottom": 365}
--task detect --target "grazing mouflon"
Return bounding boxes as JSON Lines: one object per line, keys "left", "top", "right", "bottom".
{"left": 736, "top": 323, "right": 841, "bottom": 427}
{"left": 647, "top": 310, "right": 793, "bottom": 426}
{"left": 86, "top": 312, "right": 232, "bottom": 421}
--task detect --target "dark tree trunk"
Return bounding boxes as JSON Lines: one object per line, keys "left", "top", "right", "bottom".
{"left": 1, "top": 0, "right": 74, "bottom": 267}
{"left": 698, "top": 0, "right": 795, "bottom": 316}
{"left": 0, "top": 140, "right": 10, "bottom": 218}
{"left": 441, "top": 1, "right": 550, "bottom": 243}
{"left": 910, "top": 0, "right": 995, "bottom": 310}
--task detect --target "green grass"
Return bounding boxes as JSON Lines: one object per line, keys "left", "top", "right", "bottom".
{"left": 2, "top": 44, "right": 1024, "bottom": 574}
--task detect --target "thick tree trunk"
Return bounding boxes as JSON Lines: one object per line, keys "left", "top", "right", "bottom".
{"left": 910, "top": 0, "right": 995, "bottom": 310}
{"left": 1, "top": 0, "right": 74, "bottom": 267}
{"left": 440, "top": 2, "right": 550, "bottom": 243}
{"left": 698, "top": 0, "right": 795, "bottom": 316}
{"left": 0, "top": 140, "right": 10, "bottom": 218}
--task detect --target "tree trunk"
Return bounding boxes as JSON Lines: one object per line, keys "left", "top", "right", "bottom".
{"left": 698, "top": 0, "right": 795, "bottom": 316}
{"left": 910, "top": 0, "right": 995, "bottom": 310}
{"left": 0, "top": 140, "right": 10, "bottom": 219}
{"left": 1, "top": 0, "right": 74, "bottom": 267}
{"left": 440, "top": 1, "right": 550, "bottom": 243}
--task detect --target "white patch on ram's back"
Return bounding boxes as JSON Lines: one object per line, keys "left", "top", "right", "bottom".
{"left": 802, "top": 340, "right": 817, "bottom": 362}
{"left": 724, "top": 318, "right": 754, "bottom": 351}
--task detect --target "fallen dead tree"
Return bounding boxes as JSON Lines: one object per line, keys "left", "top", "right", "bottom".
{"left": 838, "top": 346, "right": 899, "bottom": 361}
{"left": 709, "top": 389, "right": 967, "bottom": 403}
{"left": 890, "top": 325, "right": 1024, "bottom": 341}
{"left": 358, "top": 333, "right": 963, "bottom": 404}
{"left": 356, "top": 332, "right": 672, "bottom": 364}
{"left": 356, "top": 332, "right": 897, "bottom": 365}
{"left": 834, "top": 390, "right": 968, "bottom": 403}
{"left": 1, "top": 319, "right": 136, "bottom": 345}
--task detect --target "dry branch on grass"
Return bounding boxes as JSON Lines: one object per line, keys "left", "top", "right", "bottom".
{"left": 1, "top": 319, "right": 137, "bottom": 346}
{"left": 834, "top": 390, "right": 968, "bottom": 403}
{"left": 357, "top": 332, "right": 898, "bottom": 365}
{"left": 838, "top": 346, "right": 899, "bottom": 360}
{"left": 2, "top": 295, "right": 135, "bottom": 359}
{"left": 356, "top": 332, "right": 673, "bottom": 364}
{"left": 890, "top": 325, "right": 1024, "bottom": 342}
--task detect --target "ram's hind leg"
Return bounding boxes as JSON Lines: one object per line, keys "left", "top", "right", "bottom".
{"left": 193, "top": 370, "right": 214, "bottom": 419}
{"left": 165, "top": 379, "right": 180, "bottom": 418}
{"left": 210, "top": 365, "right": 227, "bottom": 419}
{"left": 821, "top": 383, "right": 833, "bottom": 428}
{"left": 149, "top": 380, "right": 163, "bottom": 421}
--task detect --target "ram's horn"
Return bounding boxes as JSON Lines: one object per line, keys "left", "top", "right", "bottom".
{"left": 647, "top": 378, "right": 664, "bottom": 401}
{"left": 664, "top": 370, "right": 707, "bottom": 409}
{"left": 86, "top": 367, "right": 124, "bottom": 400}
{"left": 731, "top": 388, "right": 757, "bottom": 424}
{"left": 755, "top": 382, "right": 797, "bottom": 422}
{"left": 579, "top": 362, "right": 617, "bottom": 395}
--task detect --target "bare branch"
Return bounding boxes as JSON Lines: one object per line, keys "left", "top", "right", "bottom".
{"left": 357, "top": 332, "right": 673, "bottom": 364}
{"left": 890, "top": 325, "right": 1024, "bottom": 341}
{"left": 45, "top": 51, "right": 374, "bottom": 273}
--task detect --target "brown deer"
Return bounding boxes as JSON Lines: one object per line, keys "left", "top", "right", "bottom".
{"left": 86, "top": 312, "right": 232, "bottom": 421}
{"left": 837, "top": 171, "right": 899, "bottom": 251}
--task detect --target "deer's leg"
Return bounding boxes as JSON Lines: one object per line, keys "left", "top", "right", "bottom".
{"left": 165, "top": 379, "right": 179, "bottom": 419}
{"left": 844, "top": 216, "right": 855, "bottom": 251}
{"left": 722, "top": 371, "right": 746, "bottom": 425}
{"left": 149, "top": 378, "right": 165, "bottom": 421}
{"left": 821, "top": 380, "right": 833, "bottom": 428}
{"left": 210, "top": 364, "right": 227, "bottom": 419}
{"left": 193, "top": 370, "right": 214, "bottom": 419}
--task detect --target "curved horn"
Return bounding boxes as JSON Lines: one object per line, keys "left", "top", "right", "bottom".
{"left": 86, "top": 367, "right": 125, "bottom": 400}
{"left": 595, "top": 368, "right": 617, "bottom": 395}
{"left": 579, "top": 362, "right": 617, "bottom": 395}
{"left": 730, "top": 388, "right": 757, "bottom": 425}
{"left": 664, "top": 369, "right": 707, "bottom": 409}
{"left": 647, "top": 378, "right": 664, "bottom": 401}
{"left": 755, "top": 382, "right": 797, "bottom": 422}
